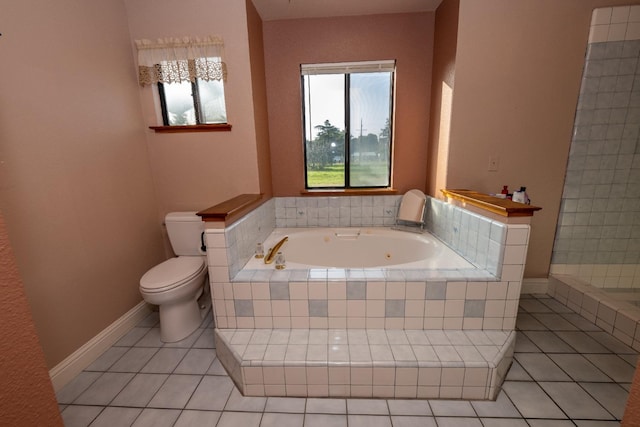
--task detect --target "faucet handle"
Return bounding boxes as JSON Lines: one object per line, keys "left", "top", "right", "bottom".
{"left": 275, "top": 252, "right": 286, "bottom": 270}
{"left": 255, "top": 242, "right": 264, "bottom": 258}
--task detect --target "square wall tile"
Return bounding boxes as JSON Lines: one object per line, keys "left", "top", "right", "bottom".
{"left": 385, "top": 300, "right": 405, "bottom": 317}
{"left": 506, "top": 227, "right": 530, "bottom": 245}
{"left": 347, "top": 281, "right": 367, "bottom": 299}
{"left": 465, "top": 300, "right": 486, "bottom": 318}
{"left": 426, "top": 282, "right": 447, "bottom": 300}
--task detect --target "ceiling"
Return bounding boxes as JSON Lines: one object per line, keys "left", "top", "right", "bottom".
{"left": 251, "top": 0, "right": 444, "bottom": 21}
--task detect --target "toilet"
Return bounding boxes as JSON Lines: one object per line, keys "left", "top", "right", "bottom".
{"left": 140, "top": 212, "right": 208, "bottom": 342}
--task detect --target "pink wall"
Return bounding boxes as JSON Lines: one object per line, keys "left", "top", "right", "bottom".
{"left": 0, "top": 0, "right": 271, "bottom": 371}
{"left": 427, "top": 0, "right": 459, "bottom": 197}
{"left": 246, "top": 0, "right": 274, "bottom": 198}
{"left": 0, "top": 199, "right": 64, "bottom": 425}
{"left": 263, "top": 13, "right": 435, "bottom": 195}
{"left": 623, "top": 360, "right": 640, "bottom": 424}
{"left": 440, "top": 0, "right": 638, "bottom": 277}
{"left": 125, "top": 0, "right": 264, "bottom": 214}
{"left": 0, "top": 0, "right": 165, "bottom": 367}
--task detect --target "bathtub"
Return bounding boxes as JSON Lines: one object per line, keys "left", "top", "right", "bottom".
{"left": 243, "top": 227, "right": 475, "bottom": 270}
{"left": 207, "top": 196, "right": 528, "bottom": 400}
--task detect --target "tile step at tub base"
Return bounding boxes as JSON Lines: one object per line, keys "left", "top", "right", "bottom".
{"left": 214, "top": 328, "right": 515, "bottom": 400}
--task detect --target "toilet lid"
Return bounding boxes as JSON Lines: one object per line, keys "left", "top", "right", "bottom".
{"left": 140, "top": 257, "right": 205, "bottom": 292}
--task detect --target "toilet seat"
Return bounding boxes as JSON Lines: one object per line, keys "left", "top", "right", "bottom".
{"left": 140, "top": 257, "right": 205, "bottom": 293}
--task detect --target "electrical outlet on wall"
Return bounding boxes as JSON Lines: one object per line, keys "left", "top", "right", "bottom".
{"left": 488, "top": 156, "right": 499, "bottom": 172}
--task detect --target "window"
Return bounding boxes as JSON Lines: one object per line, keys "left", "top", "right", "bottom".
{"left": 135, "top": 37, "right": 228, "bottom": 127}
{"left": 157, "top": 61, "right": 227, "bottom": 126}
{"left": 301, "top": 60, "right": 395, "bottom": 189}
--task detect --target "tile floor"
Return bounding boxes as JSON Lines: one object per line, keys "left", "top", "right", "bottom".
{"left": 57, "top": 294, "right": 637, "bottom": 426}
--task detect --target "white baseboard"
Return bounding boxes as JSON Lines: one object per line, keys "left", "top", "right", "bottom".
{"left": 49, "top": 301, "right": 151, "bottom": 392}
{"left": 521, "top": 277, "right": 549, "bottom": 294}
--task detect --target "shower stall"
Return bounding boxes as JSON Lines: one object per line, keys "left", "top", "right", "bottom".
{"left": 552, "top": 6, "right": 640, "bottom": 299}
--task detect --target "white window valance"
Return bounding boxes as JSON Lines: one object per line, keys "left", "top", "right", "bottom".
{"left": 300, "top": 60, "right": 396, "bottom": 75}
{"left": 135, "top": 36, "right": 227, "bottom": 86}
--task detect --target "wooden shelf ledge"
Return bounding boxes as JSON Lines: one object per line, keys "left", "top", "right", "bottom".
{"left": 441, "top": 189, "right": 542, "bottom": 217}
{"left": 197, "top": 194, "right": 264, "bottom": 225}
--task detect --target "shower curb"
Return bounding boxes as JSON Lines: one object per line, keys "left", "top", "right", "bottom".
{"left": 548, "top": 274, "right": 640, "bottom": 352}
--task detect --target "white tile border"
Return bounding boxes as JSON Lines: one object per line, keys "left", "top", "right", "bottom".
{"left": 521, "top": 278, "right": 549, "bottom": 294}
{"left": 548, "top": 274, "right": 640, "bottom": 351}
{"left": 589, "top": 5, "right": 640, "bottom": 43}
{"left": 550, "top": 264, "right": 640, "bottom": 288}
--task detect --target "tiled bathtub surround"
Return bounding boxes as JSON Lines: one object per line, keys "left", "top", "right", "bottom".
{"left": 275, "top": 195, "right": 400, "bottom": 228}
{"left": 552, "top": 5, "right": 640, "bottom": 287}
{"left": 206, "top": 196, "right": 530, "bottom": 332}
{"left": 223, "top": 199, "right": 275, "bottom": 278}
{"left": 425, "top": 197, "right": 508, "bottom": 277}
{"left": 211, "top": 277, "right": 524, "bottom": 331}
{"left": 204, "top": 194, "right": 530, "bottom": 399}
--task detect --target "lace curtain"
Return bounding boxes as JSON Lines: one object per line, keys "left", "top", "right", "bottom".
{"left": 135, "top": 36, "right": 226, "bottom": 86}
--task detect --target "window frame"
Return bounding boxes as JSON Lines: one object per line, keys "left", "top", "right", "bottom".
{"left": 300, "top": 60, "right": 395, "bottom": 190}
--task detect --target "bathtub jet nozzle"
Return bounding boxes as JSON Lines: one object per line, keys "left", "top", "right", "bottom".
{"left": 265, "top": 236, "right": 288, "bottom": 264}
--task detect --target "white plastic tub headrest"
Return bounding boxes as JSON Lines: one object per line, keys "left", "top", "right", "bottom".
{"left": 397, "top": 189, "right": 426, "bottom": 223}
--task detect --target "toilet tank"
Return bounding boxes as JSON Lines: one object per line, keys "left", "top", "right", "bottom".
{"left": 165, "top": 212, "right": 205, "bottom": 256}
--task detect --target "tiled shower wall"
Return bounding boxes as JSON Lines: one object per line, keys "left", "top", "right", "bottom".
{"left": 551, "top": 6, "right": 640, "bottom": 287}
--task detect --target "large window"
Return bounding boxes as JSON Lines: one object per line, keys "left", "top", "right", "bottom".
{"left": 301, "top": 61, "right": 395, "bottom": 189}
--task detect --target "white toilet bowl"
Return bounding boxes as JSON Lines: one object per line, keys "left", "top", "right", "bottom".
{"left": 140, "top": 256, "right": 206, "bottom": 342}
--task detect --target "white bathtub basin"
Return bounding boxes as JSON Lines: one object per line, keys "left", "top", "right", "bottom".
{"left": 244, "top": 227, "right": 474, "bottom": 270}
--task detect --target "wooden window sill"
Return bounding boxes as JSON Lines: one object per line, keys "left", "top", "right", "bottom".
{"left": 300, "top": 188, "right": 398, "bottom": 196}
{"left": 149, "top": 124, "right": 232, "bottom": 133}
